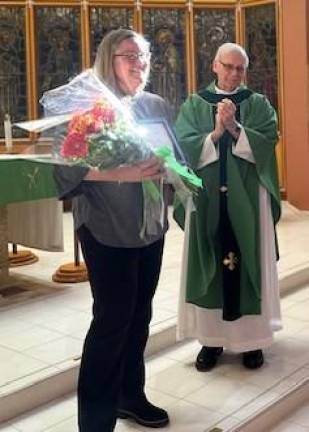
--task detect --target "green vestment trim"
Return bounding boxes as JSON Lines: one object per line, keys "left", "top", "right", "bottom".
{"left": 174, "top": 82, "right": 281, "bottom": 316}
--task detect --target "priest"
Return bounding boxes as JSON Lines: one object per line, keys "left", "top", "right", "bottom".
{"left": 174, "top": 42, "right": 281, "bottom": 370}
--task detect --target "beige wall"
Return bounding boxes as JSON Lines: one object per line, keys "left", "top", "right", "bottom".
{"left": 281, "top": 0, "right": 309, "bottom": 209}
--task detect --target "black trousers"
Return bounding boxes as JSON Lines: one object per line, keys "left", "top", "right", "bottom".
{"left": 77, "top": 225, "right": 165, "bottom": 432}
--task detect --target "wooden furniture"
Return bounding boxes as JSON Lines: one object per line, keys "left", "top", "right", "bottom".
{"left": 0, "top": 155, "right": 87, "bottom": 286}
{"left": 0, "top": 155, "right": 57, "bottom": 287}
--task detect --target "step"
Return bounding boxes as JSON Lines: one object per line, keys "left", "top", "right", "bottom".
{"left": 1, "top": 267, "right": 309, "bottom": 425}
{"left": 233, "top": 377, "right": 309, "bottom": 432}
{"left": 0, "top": 318, "right": 178, "bottom": 424}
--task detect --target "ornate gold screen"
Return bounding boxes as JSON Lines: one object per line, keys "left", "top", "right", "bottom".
{"left": 0, "top": 0, "right": 282, "bottom": 183}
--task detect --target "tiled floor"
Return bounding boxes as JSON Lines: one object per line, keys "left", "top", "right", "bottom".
{"left": 1, "top": 283, "right": 309, "bottom": 432}
{"left": 1, "top": 202, "right": 309, "bottom": 431}
{"left": 0, "top": 209, "right": 182, "bottom": 393}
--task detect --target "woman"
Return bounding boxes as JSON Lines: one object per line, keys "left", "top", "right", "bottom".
{"left": 54, "top": 29, "right": 171, "bottom": 431}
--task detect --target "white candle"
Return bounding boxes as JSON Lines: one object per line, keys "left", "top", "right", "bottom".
{"left": 4, "top": 114, "right": 13, "bottom": 152}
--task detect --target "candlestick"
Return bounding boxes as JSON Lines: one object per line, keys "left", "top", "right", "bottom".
{"left": 4, "top": 114, "right": 13, "bottom": 152}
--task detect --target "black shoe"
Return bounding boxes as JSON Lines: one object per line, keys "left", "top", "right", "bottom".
{"left": 195, "top": 346, "right": 223, "bottom": 371}
{"left": 243, "top": 349, "right": 264, "bottom": 369}
{"left": 117, "top": 398, "right": 169, "bottom": 428}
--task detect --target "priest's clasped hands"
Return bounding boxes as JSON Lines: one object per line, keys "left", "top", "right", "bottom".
{"left": 211, "top": 98, "right": 241, "bottom": 142}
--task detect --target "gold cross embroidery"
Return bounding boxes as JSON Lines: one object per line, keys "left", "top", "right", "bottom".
{"left": 223, "top": 251, "right": 238, "bottom": 271}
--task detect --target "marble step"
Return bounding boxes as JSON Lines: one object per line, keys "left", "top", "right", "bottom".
{"left": 0, "top": 319, "right": 177, "bottom": 424}
{"left": 1, "top": 266, "right": 309, "bottom": 425}
{"left": 233, "top": 378, "right": 309, "bottom": 432}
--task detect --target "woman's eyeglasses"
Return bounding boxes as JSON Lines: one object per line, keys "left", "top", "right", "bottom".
{"left": 114, "top": 52, "right": 151, "bottom": 63}
{"left": 219, "top": 60, "right": 246, "bottom": 74}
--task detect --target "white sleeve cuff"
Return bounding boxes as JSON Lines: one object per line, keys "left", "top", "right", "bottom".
{"left": 197, "top": 134, "right": 219, "bottom": 169}
{"left": 232, "top": 126, "right": 255, "bottom": 163}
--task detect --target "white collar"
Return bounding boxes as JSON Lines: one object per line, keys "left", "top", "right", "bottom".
{"left": 214, "top": 85, "right": 240, "bottom": 95}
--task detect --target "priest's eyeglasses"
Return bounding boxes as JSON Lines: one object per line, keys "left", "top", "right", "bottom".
{"left": 219, "top": 60, "right": 246, "bottom": 74}
{"left": 114, "top": 52, "right": 151, "bottom": 63}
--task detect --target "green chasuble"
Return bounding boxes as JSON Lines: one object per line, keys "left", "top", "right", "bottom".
{"left": 174, "top": 82, "right": 281, "bottom": 316}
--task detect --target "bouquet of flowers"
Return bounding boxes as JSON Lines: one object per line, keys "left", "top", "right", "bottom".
{"left": 15, "top": 69, "right": 202, "bottom": 237}
{"left": 59, "top": 99, "right": 151, "bottom": 169}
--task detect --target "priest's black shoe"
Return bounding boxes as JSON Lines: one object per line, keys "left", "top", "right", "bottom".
{"left": 242, "top": 349, "right": 264, "bottom": 369}
{"left": 195, "top": 346, "right": 223, "bottom": 371}
{"left": 117, "top": 398, "right": 169, "bottom": 428}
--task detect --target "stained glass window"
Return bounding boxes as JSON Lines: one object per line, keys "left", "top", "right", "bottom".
{"left": 0, "top": 7, "right": 27, "bottom": 138}
{"left": 36, "top": 7, "right": 81, "bottom": 107}
{"left": 194, "top": 8, "right": 235, "bottom": 90}
{"left": 0, "top": 2, "right": 280, "bottom": 144}
{"left": 90, "top": 8, "right": 134, "bottom": 63}
{"left": 143, "top": 9, "right": 186, "bottom": 116}
{"left": 244, "top": 4, "right": 278, "bottom": 110}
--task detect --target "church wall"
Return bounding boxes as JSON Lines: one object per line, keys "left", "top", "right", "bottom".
{"left": 281, "top": 0, "right": 309, "bottom": 209}
{"left": 1, "top": 0, "right": 308, "bottom": 208}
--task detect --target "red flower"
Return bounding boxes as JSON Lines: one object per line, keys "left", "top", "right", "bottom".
{"left": 90, "top": 103, "right": 116, "bottom": 124}
{"left": 61, "top": 132, "right": 88, "bottom": 158}
{"left": 60, "top": 99, "right": 117, "bottom": 163}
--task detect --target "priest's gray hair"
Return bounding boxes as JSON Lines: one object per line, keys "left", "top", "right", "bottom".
{"left": 215, "top": 43, "right": 249, "bottom": 68}
{"left": 94, "top": 28, "right": 150, "bottom": 94}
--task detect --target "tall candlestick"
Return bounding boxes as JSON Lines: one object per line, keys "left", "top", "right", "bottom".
{"left": 4, "top": 114, "right": 13, "bottom": 152}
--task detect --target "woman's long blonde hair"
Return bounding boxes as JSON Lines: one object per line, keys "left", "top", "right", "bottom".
{"left": 94, "top": 28, "right": 150, "bottom": 93}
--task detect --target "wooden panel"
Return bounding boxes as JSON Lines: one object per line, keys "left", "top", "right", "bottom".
{"left": 30, "top": 0, "right": 81, "bottom": 5}
{"left": 88, "top": 1, "right": 135, "bottom": 5}
{"left": 88, "top": 0, "right": 134, "bottom": 4}
{"left": 81, "top": 1, "right": 91, "bottom": 68}
{"left": 142, "top": 0, "right": 186, "bottom": 5}
{"left": 307, "top": 0, "right": 309, "bottom": 64}
{"left": 0, "top": 208, "right": 9, "bottom": 283}
{"left": 194, "top": 0, "right": 236, "bottom": 4}
{"left": 280, "top": 0, "right": 309, "bottom": 208}
{"left": 240, "top": 0, "right": 274, "bottom": 5}
{"left": 0, "top": 1, "right": 25, "bottom": 4}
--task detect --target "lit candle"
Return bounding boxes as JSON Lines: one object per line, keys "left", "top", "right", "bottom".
{"left": 4, "top": 114, "right": 13, "bottom": 152}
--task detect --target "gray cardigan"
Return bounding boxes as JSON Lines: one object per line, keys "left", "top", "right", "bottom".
{"left": 54, "top": 91, "right": 172, "bottom": 248}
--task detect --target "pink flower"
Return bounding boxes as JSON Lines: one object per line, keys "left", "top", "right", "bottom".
{"left": 91, "top": 103, "right": 116, "bottom": 124}
{"left": 60, "top": 100, "right": 117, "bottom": 164}
{"left": 61, "top": 132, "right": 88, "bottom": 158}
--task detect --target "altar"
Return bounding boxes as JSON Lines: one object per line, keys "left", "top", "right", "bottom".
{"left": 0, "top": 156, "right": 62, "bottom": 286}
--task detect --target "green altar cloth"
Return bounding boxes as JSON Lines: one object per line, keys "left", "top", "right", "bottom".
{"left": 0, "top": 156, "right": 57, "bottom": 206}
